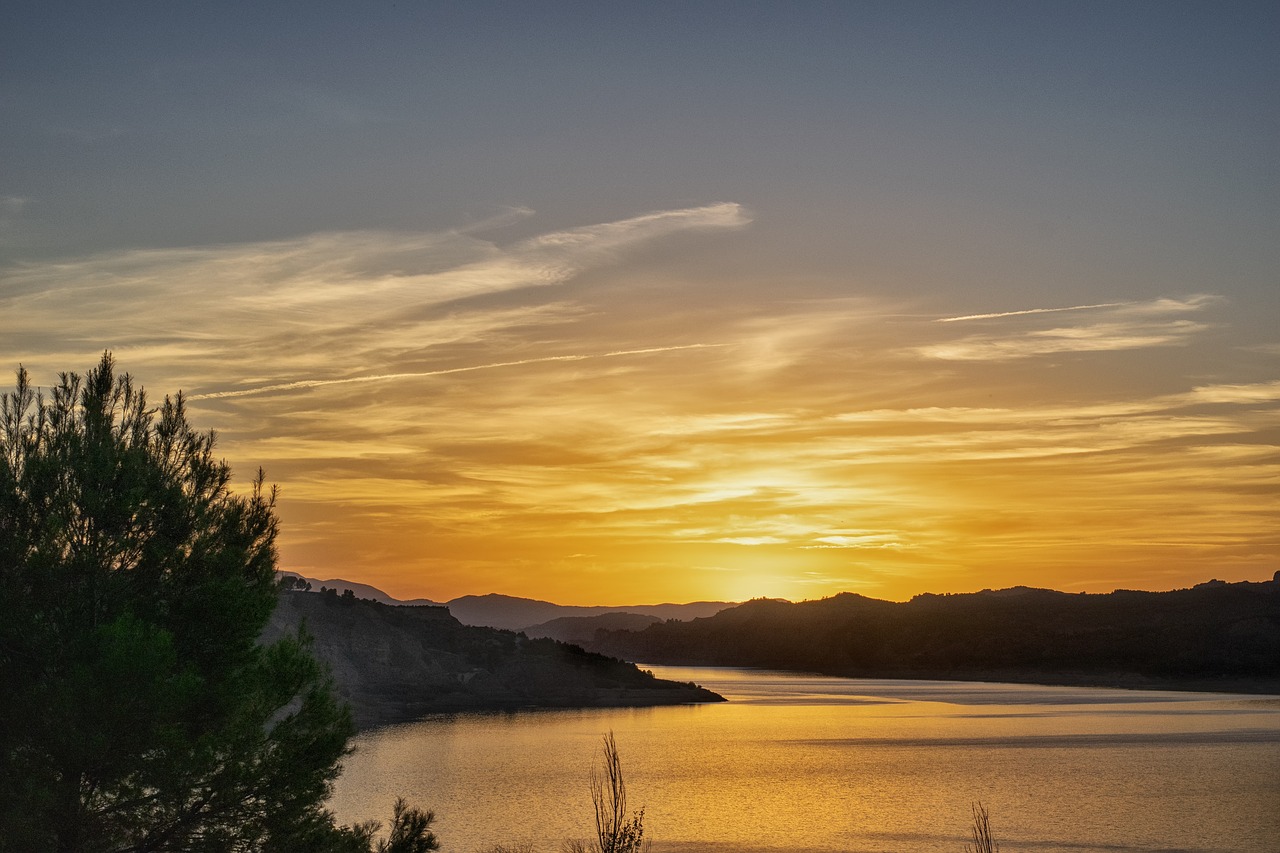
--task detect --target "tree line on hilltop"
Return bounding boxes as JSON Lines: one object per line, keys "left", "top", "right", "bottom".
{"left": 585, "top": 584, "right": 1280, "bottom": 689}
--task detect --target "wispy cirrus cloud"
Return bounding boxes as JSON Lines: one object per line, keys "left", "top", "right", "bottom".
{"left": 919, "top": 295, "right": 1220, "bottom": 360}
{"left": 0, "top": 203, "right": 751, "bottom": 392}
{"left": 936, "top": 301, "right": 1134, "bottom": 322}
{"left": 3, "top": 207, "right": 1274, "bottom": 604}
{"left": 188, "top": 344, "right": 727, "bottom": 400}
{"left": 1182, "top": 380, "right": 1280, "bottom": 405}
{"left": 803, "top": 533, "right": 911, "bottom": 550}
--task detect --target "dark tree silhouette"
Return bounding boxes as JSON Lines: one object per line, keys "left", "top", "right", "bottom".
{"left": 374, "top": 798, "right": 440, "bottom": 853}
{"left": 0, "top": 354, "right": 425, "bottom": 852}
{"left": 278, "top": 574, "right": 313, "bottom": 592}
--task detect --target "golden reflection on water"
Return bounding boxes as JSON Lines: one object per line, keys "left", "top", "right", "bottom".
{"left": 330, "top": 667, "right": 1280, "bottom": 853}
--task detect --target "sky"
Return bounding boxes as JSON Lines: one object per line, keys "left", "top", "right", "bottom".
{"left": 2, "top": 2, "right": 1277, "bottom": 605}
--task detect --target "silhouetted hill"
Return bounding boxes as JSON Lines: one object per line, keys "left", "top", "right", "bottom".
{"left": 276, "top": 573, "right": 733, "bottom": 630}
{"left": 262, "top": 591, "right": 723, "bottom": 728}
{"left": 586, "top": 581, "right": 1280, "bottom": 693}
{"left": 277, "top": 571, "right": 440, "bottom": 606}
{"left": 524, "top": 612, "right": 664, "bottom": 646}
{"left": 443, "top": 593, "right": 733, "bottom": 631}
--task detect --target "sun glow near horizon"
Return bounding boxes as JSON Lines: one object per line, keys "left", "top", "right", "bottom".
{"left": 3, "top": 205, "right": 1277, "bottom": 606}
{"left": 4, "top": 3, "right": 1278, "bottom": 606}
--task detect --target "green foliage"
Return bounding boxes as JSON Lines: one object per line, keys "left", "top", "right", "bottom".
{"left": 0, "top": 354, "right": 389, "bottom": 852}
{"left": 375, "top": 798, "right": 440, "bottom": 853}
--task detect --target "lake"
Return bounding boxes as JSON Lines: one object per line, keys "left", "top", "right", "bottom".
{"left": 329, "top": 666, "right": 1280, "bottom": 852}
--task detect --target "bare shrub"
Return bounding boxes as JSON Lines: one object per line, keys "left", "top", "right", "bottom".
{"left": 965, "top": 801, "right": 1000, "bottom": 853}
{"left": 565, "top": 732, "right": 648, "bottom": 853}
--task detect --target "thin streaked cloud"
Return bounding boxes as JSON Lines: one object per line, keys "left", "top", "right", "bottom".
{"left": 936, "top": 301, "right": 1134, "bottom": 322}
{"left": 918, "top": 296, "right": 1218, "bottom": 361}
{"left": 4, "top": 2, "right": 1275, "bottom": 606}
{"left": 1, "top": 208, "right": 1274, "bottom": 603}
{"left": 0, "top": 204, "right": 750, "bottom": 388}
{"left": 188, "top": 344, "right": 728, "bottom": 400}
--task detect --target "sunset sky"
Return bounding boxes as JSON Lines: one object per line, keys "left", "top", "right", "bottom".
{"left": 3, "top": 2, "right": 1277, "bottom": 605}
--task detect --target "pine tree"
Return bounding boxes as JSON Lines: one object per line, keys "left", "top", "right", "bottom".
{"left": 0, "top": 354, "right": 373, "bottom": 852}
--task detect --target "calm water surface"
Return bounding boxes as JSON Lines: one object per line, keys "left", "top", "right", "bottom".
{"left": 330, "top": 666, "right": 1280, "bottom": 853}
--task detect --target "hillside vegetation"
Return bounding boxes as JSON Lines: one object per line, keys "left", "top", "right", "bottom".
{"left": 587, "top": 580, "right": 1280, "bottom": 693}
{"left": 263, "top": 591, "right": 723, "bottom": 728}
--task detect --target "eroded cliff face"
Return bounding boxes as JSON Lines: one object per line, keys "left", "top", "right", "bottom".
{"left": 262, "top": 591, "right": 722, "bottom": 728}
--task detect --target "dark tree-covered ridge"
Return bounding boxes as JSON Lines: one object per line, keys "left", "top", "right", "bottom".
{"left": 264, "top": 590, "right": 724, "bottom": 728}
{"left": 588, "top": 582, "right": 1280, "bottom": 693}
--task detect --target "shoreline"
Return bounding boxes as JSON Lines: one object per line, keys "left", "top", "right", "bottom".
{"left": 824, "top": 667, "right": 1280, "bottom": 696}
{"left": 352, "top": 684, "right": 725, "bottom": 730}
{"left": 642, "top": 661, "right": 1280, "bottom": 697}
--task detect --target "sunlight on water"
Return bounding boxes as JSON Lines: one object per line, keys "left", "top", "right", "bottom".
{"left": 329, "top": 667, "right": 1280, "bottom": 853}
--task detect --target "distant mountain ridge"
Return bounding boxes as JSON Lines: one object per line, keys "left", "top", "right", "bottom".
{"left": 584, "top": 579, "right": 1280, "bottom": 694}
{"left": 522, "top": 612, "right": 664, "bottom": 647}
{"left": 277, "top": 572, "right": 734, "bottom": 631}
{"left": 446, "top": 593, "right": 733, "bottom": 631}
{"left": 276, "top": 572, "right": 1280, "bottom": 693}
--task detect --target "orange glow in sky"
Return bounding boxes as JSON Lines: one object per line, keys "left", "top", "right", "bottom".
{"left": 4, "top": 6, "right": 1277, "bottom": 605}
{"left": 8, "top": 209, "right": 1275, "bottom": 604}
